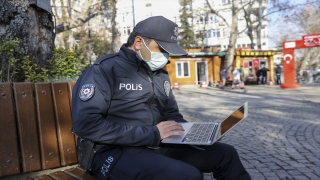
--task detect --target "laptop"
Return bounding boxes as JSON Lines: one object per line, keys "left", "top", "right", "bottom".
{"left": 161, "top": 101, "right": 248, "bottom": 145}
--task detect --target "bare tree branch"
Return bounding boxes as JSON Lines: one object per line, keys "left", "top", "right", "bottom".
{"left": 205, "top": 0, "right": 230, "bottom": 27}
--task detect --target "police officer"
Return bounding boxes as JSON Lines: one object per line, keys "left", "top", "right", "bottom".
{"left": 72, "top": 16, "right": 251, "bottom": 180}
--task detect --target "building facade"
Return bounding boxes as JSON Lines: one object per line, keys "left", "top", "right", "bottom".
{"left": 191, "top": 0, "right": 269, "bottom": 51}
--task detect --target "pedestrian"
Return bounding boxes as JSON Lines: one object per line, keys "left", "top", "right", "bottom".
{"left": 260, "top": 65, "right": 269, "bottom": 85}
{"left": 303, "top": 70, "right": 308, "bottom": 83}
{"left": 72, "top": 16, "right": 251, "bottom": 180}
{"left": 275, "top": 65, "right": 282, "bottom": 85}
{"left": 240, "top": 66, "right": 246, "bottom": 88}
{"left": 255, "top": 67, "right": 260, "bottom": 85}
{"left": 219, "top": 68, "right": 226, "bottom": 89}
{"left": 232, "top": 67, "right": 240, "bottom": 89}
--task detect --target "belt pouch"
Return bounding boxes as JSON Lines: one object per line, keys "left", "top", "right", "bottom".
{"left": 77, "top": 137, "right": 97, "bottom": 172}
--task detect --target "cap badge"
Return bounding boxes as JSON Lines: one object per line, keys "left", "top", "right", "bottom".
{"left": 164, "top": 80, "right": 170, "bottom": 97}
{"left": 173, "top": 27, "right": 179, "bottom": 36}
{"left": 79, "top": 84, "right": 95, "bottom": 101}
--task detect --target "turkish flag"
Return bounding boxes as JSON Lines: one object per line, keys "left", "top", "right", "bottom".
{"left": 253, "top": 60, "right": 259, "bottom": 69}
{"left": 243, "top": 61, "right": 249, "bottom": 68}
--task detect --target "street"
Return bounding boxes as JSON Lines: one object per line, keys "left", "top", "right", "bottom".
{"left": 174, "top": 84, "right": 320, "bottom": 180}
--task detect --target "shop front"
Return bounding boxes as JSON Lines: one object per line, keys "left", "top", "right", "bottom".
{"left": 233, "top": 50, "right": 279, "bottom": 84}
{"left": 166, "top": 51, "right": 225, "bottom": 87}
{"left": 166, "top": 49, "right": 280, "bottom": 87}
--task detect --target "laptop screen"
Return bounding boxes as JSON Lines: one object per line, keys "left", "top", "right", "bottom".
{"left": 220, "top": 104, "right": 245, "bottom": 135}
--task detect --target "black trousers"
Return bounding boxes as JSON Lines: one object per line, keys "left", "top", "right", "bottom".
{"left": 276, "top": 74, "right": 281, "bottom": 85}
{"left": 90, "top": 142, "right": 251, "bottom": 180}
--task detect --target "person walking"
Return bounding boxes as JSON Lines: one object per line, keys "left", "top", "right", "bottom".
{"left": 240, "top": 66, "right": 246, "bottom": 88}
{"left": 275, "top": 65, "right": 282, "bottom": 85}
{"left": 260, "top": 65, "right": 269, "bottom": 85}
{"left": 219, "top": 68, "right": 226, "bottom": 89}
{"left": 72, "top": 16, "right": 251, "bottom": 180}
{"left": 255, "top": 67, "right": 261, "bottom": 85}
{"left": 232, "top": 68, "right": 240, "bottom": 89}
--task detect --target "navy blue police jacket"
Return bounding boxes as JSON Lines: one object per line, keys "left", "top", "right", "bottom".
{"left": 72, "top": 44, "right": 187, "bottom": 147}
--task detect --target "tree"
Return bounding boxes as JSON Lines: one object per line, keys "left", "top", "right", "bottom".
{"left": 52, "top": 0, "right": 119, "bottom": 58}
{"left": 224, "top": 0, "right": 239, "bottom": 73}
{"left": 206, "top": 0, "right": 239, "bottom": 73}
{"left": 270, "top": 0, "right": 320, "bottom": 73}
{"left": 179, "top": 0, "right": 197, "bottom": 49}
{"left": 192, "top": 6, "right": 211, "bottom": 50}
{"left": 0, "top": 0, "right": 54, "bottom": 82}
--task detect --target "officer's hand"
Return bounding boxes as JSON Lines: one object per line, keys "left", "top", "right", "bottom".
{"left": 156, "top": 120, "right": 184, "bottom": 140}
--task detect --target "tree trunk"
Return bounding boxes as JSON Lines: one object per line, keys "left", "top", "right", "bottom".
{"left": 256, "top": 0, "right": 263, "bottom": 49}
{"left": 0, "top": 0, "right": 54, "bottom": 72}
{"left": 107, "top": 0, "right": 119, "bottom": 53}
{"left": 298, "top": 48, "right": 312, "bottom": 76}
{"left": 224, "top": 0, "right": 239, "bottom": 74}
{"left": 243, "top": 2, "right": 255, "bottom": 49}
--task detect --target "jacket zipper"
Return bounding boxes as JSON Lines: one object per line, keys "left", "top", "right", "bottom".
{"left": 147, "top": 72, "right": 156, "bottom": 125}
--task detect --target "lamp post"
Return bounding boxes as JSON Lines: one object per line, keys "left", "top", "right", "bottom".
{"left": 131, "top": 0, "right": 135, "bottom": 26}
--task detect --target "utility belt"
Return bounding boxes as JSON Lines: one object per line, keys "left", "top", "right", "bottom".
{"left": 76, "top": 137, "right": 105, "bottom": 172}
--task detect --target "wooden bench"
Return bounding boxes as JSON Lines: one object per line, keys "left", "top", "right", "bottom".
{"left": 0, "top": 82, "right": 214, "bottom": 180}
{"left": 0, "top": 82, "right": 97, "bottom": 179}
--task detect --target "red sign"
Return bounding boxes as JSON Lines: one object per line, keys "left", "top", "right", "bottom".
{"left": 281, "top": 33, "right": 320, "bottom": 89}
{"left": 302, "top": 34, "right": 320, "bottom": 47}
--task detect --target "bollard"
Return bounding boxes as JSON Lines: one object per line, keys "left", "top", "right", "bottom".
{"left": 200, "top": 81, "right": 207, "bottom": 89}
{"left": 268, "top": 80, "right": 273, "bottom": 86}
{"left": 173, "top": 82, "right": 179, "bottom": 90}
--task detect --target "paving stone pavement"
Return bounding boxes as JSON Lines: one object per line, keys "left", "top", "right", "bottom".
{"left": 173, "top": 83, "right": 320, "bottom": 180}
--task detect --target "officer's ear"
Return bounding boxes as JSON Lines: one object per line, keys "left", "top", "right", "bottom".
{"left": 133, "top": 36, "right": 144, "bottom": 51}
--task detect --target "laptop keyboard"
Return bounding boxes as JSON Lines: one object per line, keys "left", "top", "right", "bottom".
{"left": 182, "top": 123, "right": 218, "bottom": 144}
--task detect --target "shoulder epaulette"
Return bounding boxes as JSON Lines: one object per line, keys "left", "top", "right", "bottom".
{"left": 94, "top": 53, "right": 118, "bottom": 65}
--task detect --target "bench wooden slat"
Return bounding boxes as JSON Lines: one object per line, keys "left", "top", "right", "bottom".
{"left": 0, "top": 83, "right": 21, "bottom": 177}
{"left": 34, "top": 175, "right": 54, "bottom": 180}
{"left": 49, "top": 171, "right": 78, "bottom": 180}
{"left": 67, "top": 81, "right": 75, "bottom": 109}
{"left": 67, "top": 82, "right": 78, "bottom": 146}
{"left": 35, "top": 83, "right": 61, "bottom": 170}
{"left": 13, "top": 83, "right": 42, "bottom": 173}
{"left": 64, "top": 167, "right": 99, "bottom": 180}
{"left": 51, "top": 83, "right": 77, "bottom": 166}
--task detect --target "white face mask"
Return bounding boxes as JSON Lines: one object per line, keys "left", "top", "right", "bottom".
{"left": 139, "top": 39, "right": 169, "bottom": 71}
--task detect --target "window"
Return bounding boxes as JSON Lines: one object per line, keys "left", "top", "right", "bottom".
{"left": 216, "top": 29, "right": 221, "bottom": 37}
{"left": 207, "top": 30, "right": 212, "bottom": 38}
{"left": 176, "top": 62, "right": 190, "bottom": 77}
{"left": 205, "top": 16, "right": 209, "bottom": 24}
{"left": 212, "top": 29, "right": 216, "bottom": 37}
{"left": 123, "top": 27, "right": 131, "bottom": 36}
{"left": 214, "top": 15, "right": 218, "bottom": 22}
{"left": 222, "top": 0, "right": 231, "bottom": 4}
{"left": 207, "top": 29, "right": 220, "bottom": 38}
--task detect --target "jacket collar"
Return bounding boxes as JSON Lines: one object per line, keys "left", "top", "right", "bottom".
{"left": 118, "top": 44, "right": 151, "bottom": 72}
